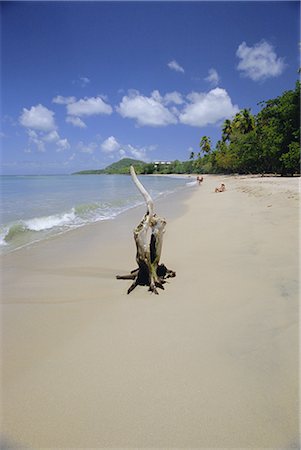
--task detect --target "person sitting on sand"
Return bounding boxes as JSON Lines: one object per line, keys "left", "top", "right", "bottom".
{"left": 215, "top": 183, "right": 226, "bottom": 193}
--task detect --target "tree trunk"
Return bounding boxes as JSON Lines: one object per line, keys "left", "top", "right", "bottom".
{"left": 116, "top": 166, "right": 175, "bottom": 294}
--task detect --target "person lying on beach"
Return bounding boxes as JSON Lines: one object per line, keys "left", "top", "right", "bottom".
{"left": 215, "top": 183, "right": 226, "bottom": 193}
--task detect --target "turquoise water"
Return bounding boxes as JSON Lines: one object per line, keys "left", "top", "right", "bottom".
{"left": 1, "top": 174, "right": 191, "bottom": 253}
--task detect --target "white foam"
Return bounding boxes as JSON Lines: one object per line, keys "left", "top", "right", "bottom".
{"left": 0, "top": 229, "right": 8, "bottom": 246}
{"left": 24, "top": 210, "right": 76, "bottom": 231}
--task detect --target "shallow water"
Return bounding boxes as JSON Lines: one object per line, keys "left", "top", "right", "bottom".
{"left": 0, "top": 174, "right": 191, "bottom": 253}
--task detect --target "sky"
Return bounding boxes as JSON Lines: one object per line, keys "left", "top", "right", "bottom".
{"left": 1, "top": 1, "right": 300, "bottom": 175}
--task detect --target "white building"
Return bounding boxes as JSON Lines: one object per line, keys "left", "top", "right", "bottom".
{"left": 154, "top": 161, "right": 172, "bottom": 166}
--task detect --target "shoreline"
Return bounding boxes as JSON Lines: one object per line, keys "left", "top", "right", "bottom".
{"left": 1, "top": 175, "right": 299, "bottom": 449}
{"left": 1, "top": 182, "right": 192, "bottom": 258}
{"left": 0, "top": 174, "right": 192, "bottom": 257}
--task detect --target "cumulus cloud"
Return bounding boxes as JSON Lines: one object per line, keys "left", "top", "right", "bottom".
{"left": 67, "top": 96, "right": 112, "bottom": 117}
{"left": 116, "top": 87, "right": 239, "bottom": 128}
{"left": 167, "top": 60, "right": 185, "bottom": 73}
{"left": 116, "top": 90, "right": 178, "bottom": 127}
{"left": 24, "top": 123, "right": 70, "bottom": 153}
{"left": 19, "top": 104, "right": 56, "bottom": 131}
{"left": 236, "top": 40, "right": 286, "bottom": 81}
{"left": 179, "top": 88, "right": 239, "bottom": 127}
{"left": 101, "top": 136, "right": 120, "bottom": 153}
{"left": 52, "top": 95, "right": 76, "bottom": 105}
{"left": 66, "top": 116, "right": 87, "bottom": 128}
{"left": 205, "top": 68, "right": 220, "bottom": 87}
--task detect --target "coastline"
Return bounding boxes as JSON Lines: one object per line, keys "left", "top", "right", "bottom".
{"left": 1, "top": 175, "right": 299, "bottom": 448}
{"left": 0, "top": 173, "right": 191, "bottom": 256}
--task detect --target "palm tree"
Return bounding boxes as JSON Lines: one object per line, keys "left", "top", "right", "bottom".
{"left": 199, "top": 136, "right": 211, "bottom": 154}
{"left": 241, "top": 108, "right": 255, "bottom": 133}
{"left": 222, "top": 119, "right": 232, "bottom": 142}
{"left": 189, "top": 151, "right": 195, "bottom": 160}
{"left": 232, "top": 112, "right": 243, "bottom": 132}
{"left": 231, "top": 109, "right": 255, "bottom": 135}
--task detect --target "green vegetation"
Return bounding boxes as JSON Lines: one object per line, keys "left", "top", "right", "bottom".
{"left": 74, "top": 82, "right": 300, "bottom": 177}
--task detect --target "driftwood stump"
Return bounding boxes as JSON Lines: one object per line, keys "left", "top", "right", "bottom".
{"left": 116, "top": 166, "right": 175, "bottom": 294}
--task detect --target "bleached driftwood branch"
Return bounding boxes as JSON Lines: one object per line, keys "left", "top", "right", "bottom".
{"left": 116, "top": 166, "right": 175, "bottom": 294}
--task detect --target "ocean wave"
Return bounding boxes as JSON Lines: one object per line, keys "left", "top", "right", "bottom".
{"left": 1, "top": 222, "right": 26, "bottom": 242}
{"left": 24, "top": 211, "right": 76, "bottom": 231}
{"left": 0, "top": 200, "right": 141, "bottom": 250}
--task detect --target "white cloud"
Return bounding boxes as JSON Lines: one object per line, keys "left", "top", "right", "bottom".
{"left": 56, "top": 138, "right": 70, "bottom": 151}
{"left": 20, "top": 104, "right": 56, "bottom": 131}
{"left": 236, "top": 40, "right": 286, "bottom": 81}
{"left": 43, "top": 130, "right": 60, "bottom": 143}
{"left": 125, "top": 143, "right": 155, "bottom": 161}
{"left": 100, "top": 135, "right": 153, "bottom": 161}
{"left": 126, "top": 144, "right": 148, "bottom": 161}
{"left": 179, "top": 88, "right": 239, "bottom": 127}
{"left": 168, "top": 60, "right": 185, "bottom": 73}
{"left": 101, "top": 136, "right": 120, "bottom": 153}
{"left": 27, "top": 129, "right": 46, "bottom": 152}
{"left": 67, "top": 96, "right": 112, "bottom": 117}
{"left": 52, "top": 95, "right": 76, "bottom": 105}
{"left": 116, "top": 87, "right": 238, "bottom": 128}
{"left": 205, "top": 68, "right": 220, "bottom": 87}
{"left": 25, "top": 126, "right": 71, "bottom": 153}
{"left": 116, "top": 90, "right": 177, "bottom": 127}
{"left": 163, "top": 91, "right": 184, "bottom": 105}
{"left": 66, "top": 116, "right": 87, "bottom": 128}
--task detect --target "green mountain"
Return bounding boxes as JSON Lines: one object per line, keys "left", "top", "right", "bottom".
{"left": 73, "top": 158, "right": 146, "bottom": 175}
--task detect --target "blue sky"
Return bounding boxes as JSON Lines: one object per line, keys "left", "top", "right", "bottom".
{"left": 1, "top": 1, "right": 300, "bottom": 174}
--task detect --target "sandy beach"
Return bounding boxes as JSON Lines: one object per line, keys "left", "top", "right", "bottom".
{"left": 1, "top": 175, "right": 299, "bottom": 449}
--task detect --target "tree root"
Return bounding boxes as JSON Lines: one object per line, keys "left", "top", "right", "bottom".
{"left": 117, "top": 264, "right": 176, "bottom": 294}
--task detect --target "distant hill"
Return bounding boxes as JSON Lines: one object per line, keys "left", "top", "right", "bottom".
{"left": 73, "top": 158, "right": 146, "bottom": 175}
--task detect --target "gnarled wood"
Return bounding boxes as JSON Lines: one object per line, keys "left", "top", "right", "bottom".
{"left": 116, "top": 166, "right": 175, "bottom": 294}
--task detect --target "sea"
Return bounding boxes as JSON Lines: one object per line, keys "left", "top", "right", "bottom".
{"left": 1, "top": 174, "right": 195, "bottom": 254}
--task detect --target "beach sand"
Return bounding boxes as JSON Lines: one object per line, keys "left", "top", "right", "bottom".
{"left": 1, "top": 175, "right": 299, "bottom": 449}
